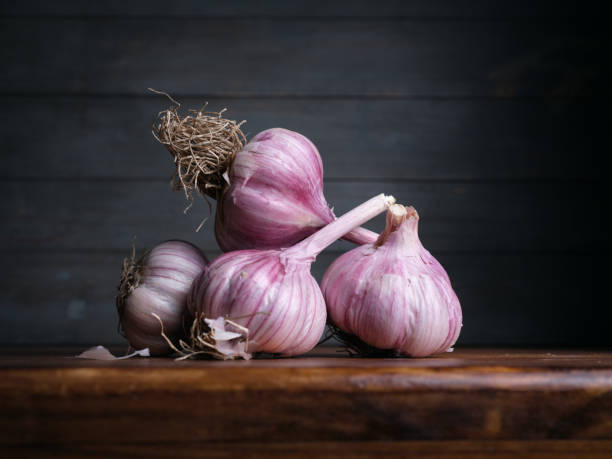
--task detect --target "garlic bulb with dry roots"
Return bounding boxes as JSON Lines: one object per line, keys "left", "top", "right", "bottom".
{"left": 322, "top": 205, "right": 462, "bottom": 357}
{"left": 117, "top": 240, "right": 208, "bottom": 355}
{"left": 152, "top": 101, "right": 377, "bottom": 251}
{"left": 188, "top": 194, "right": 395, "bottom": 356}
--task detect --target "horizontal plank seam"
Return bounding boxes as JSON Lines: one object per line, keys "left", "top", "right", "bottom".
{"left": 0, "top": 14, "right": 594, "bottom": 23}
{"left": 2, "top": 368, "right": 612, "bottom": 389}
{"left": 0, "top": 92, "right": 604, "bottom": 101}
{"left": 1, "top": 342, "right": 608, "bottom": 348}
{"left": 3, "top": 440, "right": 612, "bottom": 446}
{"left": 3, "top": 365, "right": 612, "bottom": 374}
{"left": 0, "top": 177, "right": 598, "bottom": 184}
{"left": 1, "top": 441, "right": 612, "bottom": 453}
{"left": 0, "top": 248, "right": 597, "bottom": 256}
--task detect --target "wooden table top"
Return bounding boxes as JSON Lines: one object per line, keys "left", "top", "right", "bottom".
{"left": 1, "top": 347, "right": 611, "bottom": 458}
{"left": 3, "top": 346, "right": 612, "bottom": 367}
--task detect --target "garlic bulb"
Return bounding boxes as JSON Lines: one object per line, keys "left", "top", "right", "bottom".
{"left": 189, "top": 194, "right": 395, "bottom": 356}
{"left": 322, "top": 204, "right": 462, "bottom": 357}
{"left": 215, "top": 128, "right": 377, "bottom": 251}
{"left": 116, "top": 240, "right": 208, "bottom": 355}
{"left": 190, "top": 250, "right": 325, "bottom": 356}
{"left": 152, "top": 106, "right": 377, "bottom": 251}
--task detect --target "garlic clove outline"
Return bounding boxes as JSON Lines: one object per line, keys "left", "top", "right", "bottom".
{"left": 322, "top": 204, "right": 462, "bottom": 357}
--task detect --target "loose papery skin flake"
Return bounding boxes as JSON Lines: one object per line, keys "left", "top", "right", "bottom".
{"left": 76, "top": 346, "right": 150, "bottom": 360}
{"left": 322, "top": 205, "right": 462, "bottom": 357}
{"left": 190, "top": 194, "right": 395, "bottom": 356}
{"left": 215, "top": 128, "right": 377, "bottom": 251}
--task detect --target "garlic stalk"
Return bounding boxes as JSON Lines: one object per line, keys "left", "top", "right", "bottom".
{"left": 152, "top": 101, "right": 377, "bottom": 251}
{"left": 116, "top": 240, "right": 208, "bottom": 355}
{"left": 322, "top": 204, "right": 462, "bottom": 357}
{"left": 188, "top": 194, "right": 395, "bottom": 356}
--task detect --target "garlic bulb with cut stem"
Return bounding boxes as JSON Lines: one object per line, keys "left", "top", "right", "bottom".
{"left": 322, "top": 204, "right": 462, "bottom": 357}
{"left": 215, "top": 128, "right": 377, "bottom": 251}
{"left": 116, "top": 240, "right": 208, "bottom": 355}
{"left": 151, "top": 100, "right": 377, "bottom": 251}
{"left": 188, "top": 194, "right": 395, "bottom": 356}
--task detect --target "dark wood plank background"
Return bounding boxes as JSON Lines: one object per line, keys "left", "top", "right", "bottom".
{"left": 0, "top": 1, "right": 606, "bottom": 346}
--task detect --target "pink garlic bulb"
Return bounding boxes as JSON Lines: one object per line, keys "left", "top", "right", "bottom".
{"left": 215, "top": 128, "right": 377, "bottom": 251}
{"left": 322, "top": 205, "right": 462, "bottom": 357}
{"left": 117, "top": 240, "right": 208, "bottom": 355}
{"left": 190, "top": 194, "right": 395, "bottom": 356}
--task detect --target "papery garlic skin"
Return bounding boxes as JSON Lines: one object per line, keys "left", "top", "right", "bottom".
{"left": 188, "top": 251, "right": 326, "bottom": 356}
{"left": 121, "top": 240, "right": 208, "bottom": 355}
{"left": 322, "top": 205, "right": 462, "bottom": 357}
{"left": 191, "top": 194, "right": 394, "bottom": 356}
{"left": 215, "top": 128, "right": 377, "bottom": 251}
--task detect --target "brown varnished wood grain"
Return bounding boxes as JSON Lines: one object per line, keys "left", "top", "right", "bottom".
{"left": 2, "top": 441, "right": 612, "bottom": 459}
{"left": 0, "top": 348, "right": 611, "bottom": 457}
{"left": 2, "top": 347, "right": 612, "bottom": 369}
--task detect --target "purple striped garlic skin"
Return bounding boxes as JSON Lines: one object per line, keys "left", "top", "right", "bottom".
{"left": 188, "top": 250, "right": 327, "bottom": 356}
{"left": 122, "top": 240, "right": 208, "bottom": 355}
{"left": 322, "top": 205, "right": 462, "bottom": 357}
{"left": 191, "top": 194, "right": 394, "bottom": 357}
{"left": 215, "top": 128, "right": 377, "bottom": 251}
